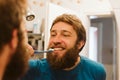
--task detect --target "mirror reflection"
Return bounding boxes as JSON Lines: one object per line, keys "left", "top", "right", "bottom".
{"left": 25, "top": 0, "right": 119, "bottom": 80}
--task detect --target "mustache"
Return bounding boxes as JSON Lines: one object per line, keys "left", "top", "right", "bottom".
{"left": 48, "top": 43, "right": 65, "bottom": 49}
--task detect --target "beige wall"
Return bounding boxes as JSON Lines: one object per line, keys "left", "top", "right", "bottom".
{"left": 109, "top": 0, "right": 120, "bottom": 79}
{"left": 113, "top": 9, "right": 120, "bottom": 80}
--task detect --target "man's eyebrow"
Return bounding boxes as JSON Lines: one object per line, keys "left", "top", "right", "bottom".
{"left": 50, "top": 30, "right": 56, "bottom": 32}
{"left": 62, "top": 30, "right": 72, "bottom": 34}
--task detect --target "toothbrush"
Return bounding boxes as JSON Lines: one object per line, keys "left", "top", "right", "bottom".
{"left": 34, "top": 48, "right": 54, "bottom": 54}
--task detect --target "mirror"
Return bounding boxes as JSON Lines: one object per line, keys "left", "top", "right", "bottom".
{"left": 88, "top": 14, "right": 117, "bottom": 80}
{"left": 26, "top": 0, "right": 119, "bottom": 79}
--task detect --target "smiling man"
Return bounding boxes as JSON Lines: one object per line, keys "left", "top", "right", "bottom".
{"left": 22, "top": 14, "right": 106, "bottom": 80}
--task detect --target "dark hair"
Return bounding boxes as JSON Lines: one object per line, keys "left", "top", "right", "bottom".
{"left": 0, "top": 0, "right": 26, "bottom": 52}
{"left": 51, "top": 14, "right": 86, "bottom": 51}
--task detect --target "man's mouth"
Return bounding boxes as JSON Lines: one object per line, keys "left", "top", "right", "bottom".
{"left": 50, "top": 47, "right": 64, "bottom": 51}
{"left": 54, "top": 48, "right": 63, "bottom": 51}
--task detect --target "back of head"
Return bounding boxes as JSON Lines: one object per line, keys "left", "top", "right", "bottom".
{"left": 0, "top": 0, "right": 26, "bottom": 53}
{"left": 51, "top": 14, "right": 86, "bottom": 51}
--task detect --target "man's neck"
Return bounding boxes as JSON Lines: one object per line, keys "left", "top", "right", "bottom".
{"left": 64, "top": 56, "right": 80, "bottom": 71}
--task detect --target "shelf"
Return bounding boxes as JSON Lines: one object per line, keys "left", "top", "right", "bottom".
{"left": 27, "top": 33, "right": 41, "bottom": 36}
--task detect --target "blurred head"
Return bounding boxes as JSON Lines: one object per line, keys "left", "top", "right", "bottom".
{"left": 47, "top": 14, "right": 86, "bottom": 70}
{"left": 0, "top": 0, "right": 31, "bottom": 79}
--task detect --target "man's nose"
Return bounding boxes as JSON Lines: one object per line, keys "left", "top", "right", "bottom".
{"left": 52, "top": 35, "right": 62, "bottom": 43}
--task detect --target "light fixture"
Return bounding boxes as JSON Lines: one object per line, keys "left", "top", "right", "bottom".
{"left": 26, "top": 8, "right": 35, "bottom": 21}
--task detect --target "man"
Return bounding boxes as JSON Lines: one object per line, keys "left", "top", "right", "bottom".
{"left": 22, "top": 14, "right": 106, "bottom": 80}
{"left": 0, "top": 0, "right": 32, "bottom": 80}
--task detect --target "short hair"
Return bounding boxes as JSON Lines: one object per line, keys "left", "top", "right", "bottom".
{"left": 0, "top": 0, "right": 26, "bottom": 52}
{"left": 51, "top": 14, "right": 86, "bottom": 51}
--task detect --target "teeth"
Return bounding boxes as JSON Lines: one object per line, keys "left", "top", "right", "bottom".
{"left": 48, "top": 48, "right": 54, "bottom": 51}
{"left": 54, "top": 48, "right": 62, "bottom": 51}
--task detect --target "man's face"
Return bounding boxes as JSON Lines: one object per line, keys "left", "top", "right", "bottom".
{"left": 47, "top": 22, "right": 80, "bottom": 70}
{"left": 3, "top": 21, "right": 31, "bottom": 80}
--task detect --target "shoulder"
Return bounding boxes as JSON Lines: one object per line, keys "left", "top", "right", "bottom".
{"left": 81, "top": 56, "right": 105, "bottom": 69}
{"left": 80, "top": 56, "right": 106, "bottom": 78}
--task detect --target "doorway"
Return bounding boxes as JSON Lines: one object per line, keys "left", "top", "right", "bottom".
{"left": 89, "top": 15, "right": 117, "bottom": 80}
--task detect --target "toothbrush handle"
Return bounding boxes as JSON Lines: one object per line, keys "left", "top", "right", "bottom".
{"left": 34, "top": 50, "right": 54, "bottom": 54}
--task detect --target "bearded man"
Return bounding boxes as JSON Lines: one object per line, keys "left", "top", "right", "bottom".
{"left": 22, "top": 14, "right": 106, "bottom": 80}
{"left": 0, "top": 0, "right": 33, "bottom": 80}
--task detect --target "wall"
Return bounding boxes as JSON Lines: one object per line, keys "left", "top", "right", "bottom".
{"left": 109, "top": 0, "right": 120, "bottom": 79}
{"left": 26, "top": 0, "right": 46, "bottom": 32}
{"left": 50, "top": 0, "right": 112, "bottom": 16}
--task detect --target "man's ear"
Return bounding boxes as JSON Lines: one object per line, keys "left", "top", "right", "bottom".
{"left": 77, "top": 41, "right": 85, "bottom": 50}
{"left": 10, "top": 29, "right": 18, "bottom": 52}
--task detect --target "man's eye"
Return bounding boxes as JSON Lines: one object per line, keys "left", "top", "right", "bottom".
{"left": 51, "top": 33, "right": 56, "bottom": 36}
{"left": 63, "top": 34, "right": 70, "bottom": 37}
